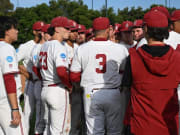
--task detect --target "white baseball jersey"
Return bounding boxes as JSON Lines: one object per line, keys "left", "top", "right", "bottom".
{"left": 0, "top": 41, "right": 21, "bottom": 100}
{"left": 136, "top": 31, "right": 180, "bottom": 50}
{"left": 64, "top": 42, "right": 79, "bottom": 66}
{"left": 119, "top": 41, "right": 137, "bottom": 50}
{"left": 16, "top": 40, "right": 36, "bottom": 72}
{"left": 136, "top": 37, "right": 148, "bottom": 49}
{"left": 164, "top": 31, "right": 180, "bottom": 49}
{"left": 36, "top": 40, "right": 68, "bottom": 86}
{"left": 30, "top": 43, "right": 43, "bottom": 80}
{"left": 70, "top": 40, "right": 129, "bottom": 89}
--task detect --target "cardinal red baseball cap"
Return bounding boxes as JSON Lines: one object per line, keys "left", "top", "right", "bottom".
{"left": 144, "top": 10, "right": 168, "bottom": 28}
{"left": 86, "top": 28, "right": 94, "bottom": 40}
{"left": 132, "top": 19, "right": 144, "bottom": 28}
{"left": 51, "top": 16, "right": 69, "bottom": 28}
{"left": 78, "top": 24, "right": 86, "bottom": 33}
{"left": 32, "top": 21, "right": 45, "bottom": 31}
{"left": 42, "top": 24, "right": 51, "bottom": 33}
{"left": 171, "top": 10, "right": 180, "bottom": 21}
{"left": 93, "top": 17, "right": 110, "bottom": 30}
{"left": 68, "top": 20, "right": 78, "bottom": 31}
{"left": 114, "top": 23, "right": 121, "bottom": 33}
{"left": 120, "top": 21, "right": 133, "bottom": 32}
{"left": 85, "top": 28, "right": 93, "bottom": 34}
{"left": 151, "top": 6, "right": 170, "bottom": 19}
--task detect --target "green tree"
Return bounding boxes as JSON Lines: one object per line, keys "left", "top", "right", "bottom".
{"left": 0, "top": 0, "right": 14, "bottom": 15}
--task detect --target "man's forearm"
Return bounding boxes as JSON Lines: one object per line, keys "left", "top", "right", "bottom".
{"left": 7, "top": 93, "right": 19, "bottom": 110}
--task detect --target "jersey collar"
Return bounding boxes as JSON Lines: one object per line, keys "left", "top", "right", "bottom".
{"left": 93, "top": 38, "right": 107, "bottom": 41}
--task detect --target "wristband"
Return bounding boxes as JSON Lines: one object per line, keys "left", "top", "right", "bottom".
{"left": 11, "top": 108, "right": 19, "bottom": 111}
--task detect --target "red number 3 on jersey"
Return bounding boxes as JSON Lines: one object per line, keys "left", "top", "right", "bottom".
{"left": 39, "top": 52, "right": 48, "bottom": 70}
{"left": 96, "top": 54, "right": 106, "bottom": 73}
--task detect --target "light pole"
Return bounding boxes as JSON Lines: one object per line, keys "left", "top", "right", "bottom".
{"left": 165, "top": 0, "right": 167, "bottom": 7}
{"left": 92, "top": 0, "right": 93, "bottom": 10}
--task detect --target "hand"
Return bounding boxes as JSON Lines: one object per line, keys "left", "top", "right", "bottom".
{"left": 11, "top": 111, "right": 21, "bottom": 126}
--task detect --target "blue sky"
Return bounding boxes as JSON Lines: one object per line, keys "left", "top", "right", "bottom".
{"left": 11, "top": 0, "right": 180, "bottom": 12}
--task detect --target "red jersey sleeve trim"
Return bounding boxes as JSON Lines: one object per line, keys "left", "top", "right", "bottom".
{"left": 3, "top": 73, "right": 16, "bottom": 94}
{"left": 70, "top": 71, "right": 81, "bottom": 82}
{"left": 176, "top": 44, "right": 180, "bottom": 52}
{"left": 56, "top": 66, "right": 72, "bottom": 88}
{"left": 32, "top": 66, "right": 42, "bottom": 80}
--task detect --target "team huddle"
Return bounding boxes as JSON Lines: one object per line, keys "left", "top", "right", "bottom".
{"left": 0, "top": 5, "right": 180, "bottom": 135}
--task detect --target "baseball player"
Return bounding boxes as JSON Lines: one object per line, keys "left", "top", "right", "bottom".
{"left": 168, "top": 10, "right": 180, "bottom": 135}
{"left": 30, "top": 23, "right": 50, "bottom": 135}
{"left": 16, "top": 21, "right": 45, "bottom": 135}
{"left": 65, "top": 20, "right": 79, "bottom": 65}
{"left": 33, "top": 16, "right": 72, "bottom": 135}
{"left": 85, "top": 28, "right": 94, "bottom": 42}
{"left": 109, "top": 24, "right": 116, "bottom": 42}
{"left": 114, "top": 23, "right": 122, "bottom": 43}
{"left": 0, "top": 16, "right": 26, "bottom": 135}
{"left": 119, "top": 21, "right": 137, "bottom": 50}
{"left": 165, "top": 10, "right": 180, "bottom": 50}
{"left": 42, "top": 24, "right": 51, "bottom": 41}
{"left": 136, "top": 6, "right": 180, "bottom": 50}
{"left": 64, "top": 20, "right": 84, "bottom": 135}
{"left": 70, "top": 17, "right": 129, "bottom": 135}
{"left": 132, "top": 20, "right": 145, "bottom": 46}
{"left": 121, "top": 10, "right": 180, "bottom": 135}
{"left": 76, "top": 24, "right": 86, "bottom": 45}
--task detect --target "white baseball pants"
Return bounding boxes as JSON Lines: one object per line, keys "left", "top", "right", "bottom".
{"left": 0, "top": 97, "right": 27, "bottom": 135}
{"left": 41, "top": 85, "right": 69, "bottom": 135}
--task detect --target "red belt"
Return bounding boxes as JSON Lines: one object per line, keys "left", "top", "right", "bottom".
{"left": 47, "top": 83, "right": 61, "bottom": 87}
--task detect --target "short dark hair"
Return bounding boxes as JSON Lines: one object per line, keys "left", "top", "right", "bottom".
{"left": 47, "top": 26, "right": 55, "bottom": 36}
{"left": 0, "top": 16, "right": 18, "bottom": 38}
{"left": 94, "top": 29, "right": 106, "bottom": 37}
{"left": 146, "top": 26, "right": 169, "bottom": 41}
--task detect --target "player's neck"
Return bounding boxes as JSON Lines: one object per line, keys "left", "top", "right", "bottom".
{"left": 51, "top": 34, "right": 63, "bottom": 42}
{"left": 34, "top": 36, "right": 40, "bottom": 43}
{"left": 39, "top": 39, "right": 45, "bottom": 45}
{"left": 67, "top": 40, "right": 74, "bottom": 47}
{"left": 148, "top": 38, "right": 164, "bottom": 46}
{"left": 0, "top": 38, "right": 4, "bottom": 41}
{"left": 4, "top": 37, "right": 12, "bottom": 44}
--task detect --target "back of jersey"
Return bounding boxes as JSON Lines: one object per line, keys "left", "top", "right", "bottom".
{"left": 71, "top": 40, "right": 129, "bottom": 89}
{"left": 38, "top": 40, "right": 68, "bottom": 86}
{"left": 16, "top": 40, "right": 36, "bottom": 70}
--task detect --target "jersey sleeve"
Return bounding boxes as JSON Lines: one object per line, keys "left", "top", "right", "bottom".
{"left": 119, "top": 46, "right": 129, "bottom": 72}
{"left": 16, "top": 43, "right": 27, "bottom": 62}
{"left": 31, "top": 46, "right": 39, "bottom": 66}
{"left": 70, "top": 47, "right": 82, "bottom": 72}
{"left": 0, "top": 46, "right": 19, "bottom": 74}
{"left": 53, "top": 43, "right": 68, "bottom": 68}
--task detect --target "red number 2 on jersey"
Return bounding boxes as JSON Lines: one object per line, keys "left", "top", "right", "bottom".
{"left": 39, "top": 52, "right": 48, "bottom": 70}
{"left": 96, "top": 54, "right": 106, "bottom": 73}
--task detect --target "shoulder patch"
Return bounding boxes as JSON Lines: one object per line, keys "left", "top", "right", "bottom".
{"left": 60, "top": 53, "right": 66, "bottom": 59}
{"left": 6, "top": 56, "right": 13, "bottom": 62}
{"left": 16, "top": 48, "right": 19, "bottom": 53}
{"left": 34, "top": 55, "right": 37, "bottom": 60}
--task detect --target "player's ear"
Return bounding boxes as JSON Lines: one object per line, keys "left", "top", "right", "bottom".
{"left": 105, "top": 28, "right": 110, "bottom": 36}
{"left": 144, "top": 25, "right": 147, "bottom": 33}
